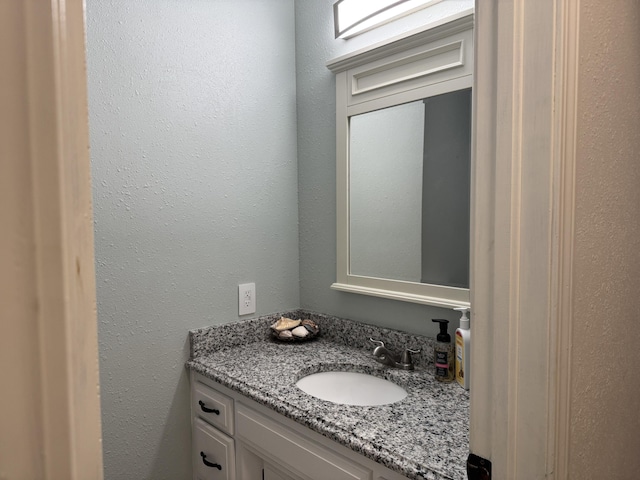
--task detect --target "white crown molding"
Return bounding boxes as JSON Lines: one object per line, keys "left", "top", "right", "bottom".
{"left": 327, "top": 9, "right": 474, "bottom": 73}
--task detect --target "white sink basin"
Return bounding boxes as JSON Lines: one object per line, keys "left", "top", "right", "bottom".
{"left": 296, "top": 371, "right": 407, "bottom": 406}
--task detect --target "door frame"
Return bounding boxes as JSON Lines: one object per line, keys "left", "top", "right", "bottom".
{"left": 2, "top": 0, "right": 580, "bottom": 478}
{"left": 0, "top": 1, "right": 103, "bottom": 478}
{"left": 471, "top": 1, "right": 578, "bottom": 478}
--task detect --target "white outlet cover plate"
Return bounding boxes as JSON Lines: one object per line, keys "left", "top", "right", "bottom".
{"left": 238, "top": 283, "right": 256, "bottom": 315}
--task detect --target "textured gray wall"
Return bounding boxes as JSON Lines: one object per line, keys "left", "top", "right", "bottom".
{"left": 569, "top": 1, "right": 640, "bottom": 477}
{"left": 86, "top": 1, "right": 298, "bottom": 478}
{"left": 295, "top": 0, "right": 474, "bottom": 336}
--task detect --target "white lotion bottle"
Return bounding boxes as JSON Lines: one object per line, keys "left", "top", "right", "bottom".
{"left": 454, "top": 307, "right": 471, "bottom": 390}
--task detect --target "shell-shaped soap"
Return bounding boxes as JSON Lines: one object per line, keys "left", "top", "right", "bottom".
{"left": 291, "top": 326, "right": 309, "bottom": 338}
{"left": 278, "top": 329, "right": 293, "bottom": 340}
{"left": 301, "top": 319, "right": 319, "bottom": 334}
{"left": 272, "top": 316, "right": 301, "bottom": 331}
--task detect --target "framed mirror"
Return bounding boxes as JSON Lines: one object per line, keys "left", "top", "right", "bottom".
{"left": 327, "top": 12, "right": 473, "bottom": 308}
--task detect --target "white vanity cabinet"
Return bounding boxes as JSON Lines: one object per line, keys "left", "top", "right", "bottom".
{"left": 190, "top": 371, "right": 410, "bottom": 480}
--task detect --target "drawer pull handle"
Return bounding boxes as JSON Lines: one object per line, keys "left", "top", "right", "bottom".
{"left": 199, "top": 400, "right": 220, "bottom": 415}
{"left": 200, "top": 452, "right": 222, "bottom": 470}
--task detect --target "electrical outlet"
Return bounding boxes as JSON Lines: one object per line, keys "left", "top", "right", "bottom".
{"left": 238, "top": 283, "right": 256, "bottom": 316}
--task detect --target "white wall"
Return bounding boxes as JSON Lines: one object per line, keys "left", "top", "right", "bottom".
{"left": 86, "top": 1, "right": 299, "bottom": 478}
{"left": 569, "top": 1, "right": 640, "bottom": 476}
{"left": 295, "top": 0, "right": 474, "bottom": 335}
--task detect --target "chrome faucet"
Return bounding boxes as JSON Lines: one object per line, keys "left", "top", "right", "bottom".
{"left": 370, "top": 338, "right": 420, "bottom": 370}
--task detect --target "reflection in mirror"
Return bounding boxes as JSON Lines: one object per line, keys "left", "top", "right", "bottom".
{"left": 349, "top": 88, "right": 471, "bottom": 288}
{"left": 350, "top": 101, "right": 424, "bottom": 282}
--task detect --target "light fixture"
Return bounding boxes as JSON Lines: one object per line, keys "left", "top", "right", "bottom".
{"left": 333, "top": 0, "right": 444, "bottom": 39}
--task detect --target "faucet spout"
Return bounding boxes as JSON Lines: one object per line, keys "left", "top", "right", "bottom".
{"left": 372, "top": 345, "right": 400, "bottom": 367}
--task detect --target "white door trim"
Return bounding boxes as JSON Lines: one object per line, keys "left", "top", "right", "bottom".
{"left": 550, "top": 1, "right": 581, "bottom": 478}
{"left": 1, "top": 1, "right": 103, "bottom": 478}
{"left": 471, "top": 0, "right": 579, "bottom": 478}
{"left": 3, "top": 0, "right": 582, "bottom": 478}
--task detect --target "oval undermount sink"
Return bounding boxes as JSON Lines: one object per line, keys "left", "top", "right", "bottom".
{"left": 296, "top": 371, "right": 407, "bottom": 406}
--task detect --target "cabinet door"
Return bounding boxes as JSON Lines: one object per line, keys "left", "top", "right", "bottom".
{"left": 236, "top": 403, "right": 371, "bottom": 480}
{"left": 236, "top": 442, "right": 299, "bottom": 480}
{"left": 193, "top": 418, "right": 236, "bottom": 480}
{"left": 264, "top": 464, "right": 298, "bottom": 480}
{"left": 193, "top": 375, "right": 235, "bottom": 435}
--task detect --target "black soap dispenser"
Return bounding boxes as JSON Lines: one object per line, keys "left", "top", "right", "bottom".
{"left": 432, "top": 319, "right": 455, "bottom": 383}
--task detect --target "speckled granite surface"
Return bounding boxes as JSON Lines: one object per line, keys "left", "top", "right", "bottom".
{"left": 187, "top": 310, "right": 469, "bottom": 480}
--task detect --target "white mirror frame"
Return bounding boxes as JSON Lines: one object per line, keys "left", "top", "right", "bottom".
{"left": 327, "top": 11, "right": 474, "bottom": 309}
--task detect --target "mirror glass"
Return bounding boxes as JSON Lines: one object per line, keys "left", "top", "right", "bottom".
{"left": 348, "top": 88, "right": 471, "bottom": 288}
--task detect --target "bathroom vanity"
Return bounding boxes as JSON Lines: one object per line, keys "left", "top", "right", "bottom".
{"left": 187, "top": 311, "right": 469, "bottom": 480}
{"left": 191, "top": 372, "right": 407, "bottom": 480}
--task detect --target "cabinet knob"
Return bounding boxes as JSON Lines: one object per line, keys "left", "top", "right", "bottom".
{"left": 199, "top": 400, "right": 220, "bottom": 415}
{"left": 200, "top": 451, "right": 222, "bottom": 470}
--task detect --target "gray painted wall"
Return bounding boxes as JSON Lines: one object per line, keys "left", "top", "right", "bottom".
{"left": 421, "top": 89, "right": 471, "bottom": 288}
{"left": 86, "top": 1, "right": 298, "bottom": 478}
{"left": 295, "top": 0, "right": 474, "bottom": 335}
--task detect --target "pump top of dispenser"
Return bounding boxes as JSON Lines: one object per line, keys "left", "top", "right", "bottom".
{"left": 454, "top": 307, "right": 470, "bottom": 330}
{"left": 432, "top": 319, "right": 451, "bottom": 343}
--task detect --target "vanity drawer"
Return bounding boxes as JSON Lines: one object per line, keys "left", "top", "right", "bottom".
{"left": 193, "top": 417, "right": 236, "bottom": 480}
{"left": 236, "top": 403, "right": 372, "bottom": 480}
{"left": 193, "top": 378, "right": 234, "bottom": 435}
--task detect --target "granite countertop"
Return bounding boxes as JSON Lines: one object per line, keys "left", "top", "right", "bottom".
{"left": 186, "top": 310, "right": 469, "bottom": 480}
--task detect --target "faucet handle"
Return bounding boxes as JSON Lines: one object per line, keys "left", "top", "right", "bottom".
{"left": 369, "top": 338, "right": 385, "bottom": 348}
{"left": 400, "top": 347, "right": 421, "bottom": 367}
